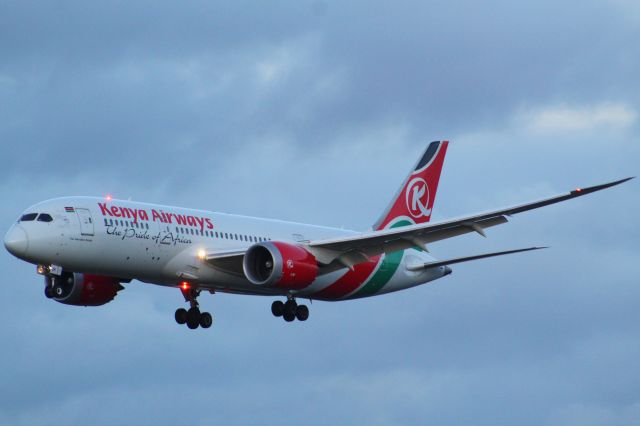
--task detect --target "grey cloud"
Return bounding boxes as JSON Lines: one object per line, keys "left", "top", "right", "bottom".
{"left": 1, "top": 1, "right": 639, "bottom": 425}
{"left": 3, "top": 0, "right": 640, "bottom": 185}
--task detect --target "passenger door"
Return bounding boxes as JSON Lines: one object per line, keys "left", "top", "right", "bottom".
{"left": 75, "top": 208, "right": 95, "bottom": 236}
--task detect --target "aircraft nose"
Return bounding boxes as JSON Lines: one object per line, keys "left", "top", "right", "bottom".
{"left": 4, "top": 225, "right": 28, "bottom": 258}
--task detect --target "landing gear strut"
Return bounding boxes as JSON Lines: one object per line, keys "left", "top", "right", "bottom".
{"left": 175, "top": 285, "right": 213, "bottom": 329}
{"left": 271, "top": 297, "right": 309, "bottom": 322}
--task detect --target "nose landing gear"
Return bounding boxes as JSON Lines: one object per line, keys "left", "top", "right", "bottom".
{"left": 43, "top": 272, "right": 73, "bottom": 299}
{"left": 175, "top": 285, "right": 213, "bottom": 329}
{"left": 271, "top": 297, "right": 309, "bottom": 322}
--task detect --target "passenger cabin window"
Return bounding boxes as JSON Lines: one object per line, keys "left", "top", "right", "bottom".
{"left": 20, "top": 213, "right": 38, "bottom": 222}
{"left": 37, "top": 213, "right": 53, "bottom": 222}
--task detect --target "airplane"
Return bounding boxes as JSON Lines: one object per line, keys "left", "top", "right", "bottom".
{"left": 3, "top": 141, "right": 633, "bottom": 330}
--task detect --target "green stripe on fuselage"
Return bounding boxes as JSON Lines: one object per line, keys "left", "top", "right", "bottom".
{"left": 349, "top": 219, "right": 412, "bottom": 298}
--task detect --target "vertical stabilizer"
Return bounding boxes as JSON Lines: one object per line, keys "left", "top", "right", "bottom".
{"left": 373, "top": 141, "right": 449, "bottom": 230}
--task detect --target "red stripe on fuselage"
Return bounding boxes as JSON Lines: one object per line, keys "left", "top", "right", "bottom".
{"left": 311, "top": 255, "right": 381, "bottom": 300}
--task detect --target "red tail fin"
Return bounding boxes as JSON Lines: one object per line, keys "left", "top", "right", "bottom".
{"left": 373, "top": 141, "right": 449, "bottom": 230}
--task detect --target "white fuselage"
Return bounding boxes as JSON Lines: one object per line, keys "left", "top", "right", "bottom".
{"left": 5, "top": 196, "right": 447, "bottom": 300}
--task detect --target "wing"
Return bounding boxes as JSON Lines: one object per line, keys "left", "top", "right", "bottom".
{"left": 307, "top": 177, "right": 633, "bottom": 267}
{"left": 199, "top": 177, "right": 632, "bottom": 275}
{"left": 202, "top": 250, "right": 246, "bottom": 276}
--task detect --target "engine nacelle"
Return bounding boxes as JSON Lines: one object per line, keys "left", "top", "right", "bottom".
{"left": 45, "top": 272, "right": 124, "bottom": 306}
{"left": 243, "top": 242, "right": 318, "bottom": 290}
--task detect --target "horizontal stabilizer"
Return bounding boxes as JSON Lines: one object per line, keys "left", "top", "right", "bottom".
{"left": 406, "top": 247, "right": 547, "bottom": 271}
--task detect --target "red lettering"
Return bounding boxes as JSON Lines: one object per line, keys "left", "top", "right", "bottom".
{"left": 205, "top": 218, "right": 214, "bottom": 229}
{"left": 111, "top": 206, "right": 121, "bottom": 217}
{"left": 98, "top": 203, "right": 111, "bottom": 216}
{"left": 187, "top": 216, "right": 196, "bottom": 226}
{"left": 120, "top": 208, "right": 132, "bottom": 219}
{"left": 100, "top": 203, "right": 150, "bottom": 222}
{"left": 129, "top": 208, "right": 138, "bottom": 223}
{"left": 152, "top": 209, "right": 164, "bottom": 222}
{"left": 175, "top": 214, "right": 187, "bottom": 225}
{"left": 194, "top": 216, "right": 205, "bottom": 231}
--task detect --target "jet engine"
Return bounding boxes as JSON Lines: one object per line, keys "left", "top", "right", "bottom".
{"left": 243, "top": 242, "right": 318, "bottom": 290}
{"left": 44, "top": 271, "right": 124, "bottom": 306}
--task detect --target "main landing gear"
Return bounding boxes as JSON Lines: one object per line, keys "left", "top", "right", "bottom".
{"left": 271, "top": 297, "right": 309, "bottom": 322}
{"left": 175, "top": 285, "right": 213, "bottom": 330}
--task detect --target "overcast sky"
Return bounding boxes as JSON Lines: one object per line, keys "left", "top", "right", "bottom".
{"left": 1, "top": 1, "right": 638, "bottom": 425}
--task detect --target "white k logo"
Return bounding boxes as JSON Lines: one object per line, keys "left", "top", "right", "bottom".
{"left": 405, "top": 177, "right": 431, "bottom": 218}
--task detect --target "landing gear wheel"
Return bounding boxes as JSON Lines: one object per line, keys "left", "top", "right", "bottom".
{"left": 175, "top": 308, "right": 187, "bottom": 325}
{"left": 295, "top": 304, "right": 309, "bottom": 321}
{"left": 186, "top": 317, "right": 199, "bottom": 329}
{"left": 186, "top": 307, "right": 200, "bottom": 329}
{"left": 44, "top": 286, "right": 53, "bottom": 299}
{"left": 283, "top": 311, "right": 296, "bottom": 322}
{"left": 271, "top": 300, "right": 284, "bottom": 317}
{"left": 283, "top": 300, "right": 297, "bottom": 322}
{"left": 284, "top": 299, "right": 297, "bottom": 314}
{"left": 199, "top": 312, "right": 213, "bottom": 328}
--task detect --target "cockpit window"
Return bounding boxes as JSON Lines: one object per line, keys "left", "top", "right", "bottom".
{"left": 19, "top": 213, "right": 38, "bottom": 222}
{"left": 37, "top": 213, "right": 53, "bottom": 222}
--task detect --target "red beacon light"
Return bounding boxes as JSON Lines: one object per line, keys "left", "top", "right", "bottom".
{"left": 575, "top": 188, "right": 582, "bottom": 193}
{"left": 181, "top": 281, "right": 190, "bottom": 291}
{"left": 105, "top": 194, "right": 113, "bottom": 201}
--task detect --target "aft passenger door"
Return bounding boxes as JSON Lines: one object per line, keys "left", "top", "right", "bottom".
{"left": 75, "top": 208, "right": 95, "bottom": 236}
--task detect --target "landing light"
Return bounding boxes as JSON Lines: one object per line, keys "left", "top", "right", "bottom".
{"left": 197, "top": 249, "right": 206, "bottom": 260}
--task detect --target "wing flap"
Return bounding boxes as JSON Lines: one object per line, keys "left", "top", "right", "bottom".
{"left": 309, "top": 215, "right": 509, "bottom": 265}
